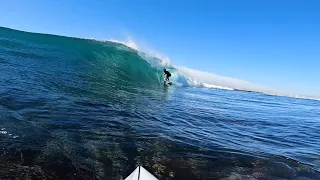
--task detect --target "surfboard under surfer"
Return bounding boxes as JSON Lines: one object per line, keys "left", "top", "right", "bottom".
{"left": 163, "top": 69, "right": 171, "bottom": 81}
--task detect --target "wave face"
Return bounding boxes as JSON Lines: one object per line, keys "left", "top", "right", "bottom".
{"left": 0, "top": 27, "right": 169, "bottom": 89}
{"left": 0, "top": 27, "right": 217, "bottom": 92}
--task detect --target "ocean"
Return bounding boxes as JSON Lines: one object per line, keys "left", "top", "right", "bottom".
{"left": 0, "top": 27, "right": 319, "bottom": 180}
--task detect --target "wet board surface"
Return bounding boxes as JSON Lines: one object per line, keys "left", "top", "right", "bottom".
{"left": 164, "top": 81, "right": 172, "bottom": 85}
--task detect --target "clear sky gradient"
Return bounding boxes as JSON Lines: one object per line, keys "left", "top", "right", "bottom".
{"left": 1, "top": 0, "right": 319, "bottom": 97}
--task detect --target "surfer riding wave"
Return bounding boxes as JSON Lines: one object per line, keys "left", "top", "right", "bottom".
{"left": 163, "top": 69, "right": 171, "bottom": 81}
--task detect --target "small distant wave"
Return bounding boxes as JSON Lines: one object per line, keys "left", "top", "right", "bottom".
{"left": 279, "top": 94, "right": 320, "bottom": 101}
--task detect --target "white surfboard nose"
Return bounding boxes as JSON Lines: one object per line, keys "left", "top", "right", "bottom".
{"left": 124, "top": 166, "right": 158, "bottom": 180}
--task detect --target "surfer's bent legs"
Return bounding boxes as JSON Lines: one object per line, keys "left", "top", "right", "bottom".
{"left": 163, "top": 68, "right": 171, "bottom": 81}
{"left": 166, "top": 74, "right": 171, "bottom": 81}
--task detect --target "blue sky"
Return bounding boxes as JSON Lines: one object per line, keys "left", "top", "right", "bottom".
{"left": 1, "top": 0, "right": 319, "bottom": 96}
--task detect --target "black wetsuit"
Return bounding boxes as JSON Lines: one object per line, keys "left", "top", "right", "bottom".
{"left": 164, "top": 70, "right": 171, "bottom": 81}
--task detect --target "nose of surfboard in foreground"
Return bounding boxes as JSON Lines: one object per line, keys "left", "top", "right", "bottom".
{"left": 124, "top": 166, "right": 158, "bottom": 180}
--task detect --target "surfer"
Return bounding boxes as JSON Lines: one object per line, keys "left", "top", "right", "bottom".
{"left": 163, "top": 69, "right": 171, "bottom": 81}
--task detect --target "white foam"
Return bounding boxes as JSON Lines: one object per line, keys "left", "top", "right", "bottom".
{"left": 108, "top": 38, "right": 138, "bottom": 51}
{"left": 177, "top": 66, "right": 276, "bottom": 93}
{"left": 107, "top": 38, "right": 171, "bottom": 68}
{"left": 202, "top": 83, "right": 234, "bottom": 90}
{"left": 0, "top": 127, "right": 19, "bottom": 138}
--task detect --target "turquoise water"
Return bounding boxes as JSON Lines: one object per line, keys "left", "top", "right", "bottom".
{"left": 0, "top": 27, "right": 320, "bottom": 180}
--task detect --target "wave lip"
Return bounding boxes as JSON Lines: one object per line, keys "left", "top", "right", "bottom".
{"left": 108, "top": 39, "right": 138, "bottom": 51}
